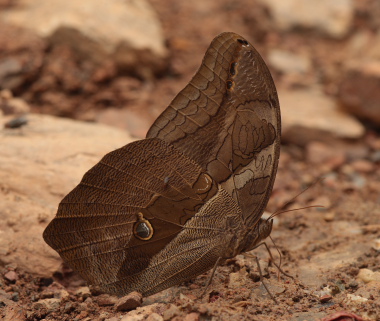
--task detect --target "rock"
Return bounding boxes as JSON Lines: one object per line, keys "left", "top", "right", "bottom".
{"left": 268, "top": 50, "right": 311, "bottom": 74}
{"left": 183, "top": 313, "right": 200, "bottom": 321}
{"left": 305, "top": 141, "right": 346, "bottom": 172}
{"left": 76, "top": 286, "right": 91, "bottom": 299}
{"left": 258, "top": 0, "right": 353, "bottom": 38}
{"left": 373, "top": 239, "right": 380, "bottom": 251}
{"left": 32, "top": 298, "right": 61, "bottom": 313}
{"left": 163, "top": 304, "right": 180, "bottom": 320}
{"left": 228, "top": 268, "right": 248, "bottom": 289}
{"left": 146, "top": 313, "right": 164, "bottom": 321}
{"left": 115, "top": 291, "right": 143, "bottom": 311}
{"left": 320, "top": 311, "right": 364, "bottom": 321}
{"left": 350, "top": 160, "right": 374, "bottom": 173}
{"left": 319, "top": 294, "right": 332, "bottom": 303}
{"left": 0, "top": 90, "right": 30, "bottom": 115}
{"left": 2, "top": 305, "right": 26, "bottom": 321}
{"left": 0, "top": 114, "right": 133, "bottom": 277}
{"left": 96, "top": 108, "right": 152, "bottom": 139}
{"left": 0, "top": 22, "right": 45, "bottom": 91}
{"left": 0, "top": 0, "right": 167, "bottom": 75}
{"left": 96, "top": 294, "right": 119, "bottom": 307}
{"left": 346, "top": 294, "right": 368, "bottom": 303}
{"left": 357, "top": 269, "right": 380, "bottom": 283}
{"left": 3, "top": 271, "right": 18, "bottom": 283}
{"left": 280, "top": 88, "right": 364, "bottom": 146}
{"left": 339, "top": 61, "right": 380, "bottom": 126}
{"left": 120, "top": 314, "right": 145, "bottom": 321}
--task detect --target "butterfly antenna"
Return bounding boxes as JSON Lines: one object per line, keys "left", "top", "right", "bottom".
{"left": 268, "top": 205, "right": 324, "bottom": 221}
{"left": 268, "top": 177, "right": 325, "bottom": 221}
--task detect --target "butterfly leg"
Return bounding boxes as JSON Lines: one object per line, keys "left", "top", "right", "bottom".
{"left": 201, "top": 256, "right": 222, "bottom": 296}
{"left": 249, "top": 241, "right": 293, "bottom": 279}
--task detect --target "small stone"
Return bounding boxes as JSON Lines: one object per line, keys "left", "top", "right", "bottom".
{"left": 319, "top": 294, "right": 332, "bottom": 303}
{"left": 63, "top": 302, "right": 74, "bottom": 313}
{"left": 75, "top": 310, "right": 89, "bottom": 319}
{"left": 357, "top": 269, "right": 380, "bottom": 283}
{"left": 115, "top": 291, "right": 143, "bottom": 311}
{"left": 98, "top": 312, "right": 110, "bottom": 321}
{"left": 146, "top": 313, "right": 164, "bottom": 321}
{"left": 184, "top": 313, "right": 200, "bottom": 321}
{"left": 11, "top": 292, "right": 19, "bottom": 302}
{"left": 373, "top": 239, "right": 380, "bottom": 251}
{"left": 33, "top": 298, "right": 61, "bottom": 313}
{"left": 76, "top": 286, "right": 91, "bottom": 299}
{"left": 281, "top": 88, "right": 364, "bottom": 146}
{"left": 96, "top": 294, "right": 118, "bottom": 306}
{"left": 120, "top": 315, "right": 144, "bottom": 321}
{"left": 351, "top": 160, "right": 374, "bottom": 173}
{"left": 4, "top": 271, "right": 18, "bottom": 283}
{"left": 306, "top": 141, "right": 346, "bottom": 171}
{"left": 346, "top": 294, "right": 368, "bottom": 303}
{"left": 339, "top": 61, "right": 380, "bottom": 126}
{"left": 323, "top": 212, "right": 335, "bottom": 222}
{"left": 56, "top": 289, "right": 70, "bottom": 300}
{"left": 163, "top": 304, "right": 180, "bottom": 321}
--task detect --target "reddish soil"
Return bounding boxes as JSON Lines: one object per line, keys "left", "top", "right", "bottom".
{"left": 1, "top": 0, "right": 379, "bottom": 320}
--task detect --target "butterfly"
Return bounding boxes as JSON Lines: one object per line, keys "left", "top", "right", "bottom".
{"left": 43, "top": 32, "right": 281, "bottom": 297}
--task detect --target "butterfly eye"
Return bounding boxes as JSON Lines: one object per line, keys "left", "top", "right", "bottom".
{"left": 134, "top": 214, "right": 154, "bottom": 240}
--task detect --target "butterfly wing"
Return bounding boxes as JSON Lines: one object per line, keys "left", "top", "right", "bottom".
{"left": 43, "top": 138, "right": 217, "bottom": 293}
{"left": 147, "top": 32, "right": 280, "bottom": 227}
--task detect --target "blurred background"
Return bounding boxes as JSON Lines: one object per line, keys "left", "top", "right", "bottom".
{"left": 0, "top": 0, "right": 379, "bottom": 140}
{"left": 1, "top": 1, "right": 380, "bottom": 320}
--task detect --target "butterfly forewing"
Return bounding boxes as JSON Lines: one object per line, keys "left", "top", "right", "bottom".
{"left": 147, "top": 32, "right": 280, "bottom": 227}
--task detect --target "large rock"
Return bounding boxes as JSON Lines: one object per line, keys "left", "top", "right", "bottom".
{"left": 0, "top": 0, "right": 166, "bottom": 56}
{"left": 0, "top": 114, "right": 134, "bottom": 276}
{"left": 338, "top": 61, "right": 380, "bottom": 126}
{"left": 258, "top": 0, "right": 354, "bottom": 38}
{"left": 280, "top": 88, "right": 364, "bottom": 146}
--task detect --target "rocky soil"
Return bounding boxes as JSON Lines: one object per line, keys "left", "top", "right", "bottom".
{"left": 0, "top": 0, "right": 379, "bottom": 320}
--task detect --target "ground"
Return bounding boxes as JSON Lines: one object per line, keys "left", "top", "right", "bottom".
{"left": 1, "top": 0, "right": 380, "bottom": 320}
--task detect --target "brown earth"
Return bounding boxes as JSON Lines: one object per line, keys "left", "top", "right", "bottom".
{"left": 1, "top": 0, "right": 380, "bottom": 320}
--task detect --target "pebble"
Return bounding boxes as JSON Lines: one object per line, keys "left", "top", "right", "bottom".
{"left": 350, "top": 159, "right": 374, "bottom": 173}
{"left": 323, "top": 212, "right": 335, "bottom": 222}
{"left": 162, "top": 304, "right": 180, "bottom": 320}
{"left": 357, "top": 268, "right": 380, "bottom": 283}
{"left": 96, "top": 294, "right": 118, "bottom": 306}
{"left": 32, "top": 298, "right": 61, "bottom": 313}
{"left": 4, "top": 271, "right": 18, "bottom": 283}
{"left": 306, "top": 141, "right": 346, "bottom": 171}
{"left": 346, "top": 294, "right": 368, "bottom": 303}
{"left": 76, "top": 286, "right": 91, "bottom": 299}
{"left": 319, "top": 294, "right": 332, "bottom": 303}
{"left": 373, "top": 238, "right": 380, "bottom": 251}
{"left": 146, "top": 313, "right": 164, "bottom": 321}
{"left": 115, "top": 291, "right": 143, "bottom": 311}
{"left": 120, "top": 314, "right": 144, "bottom": 321}
{"left": 183, "top": 312, "right": 200, "bottom": 321}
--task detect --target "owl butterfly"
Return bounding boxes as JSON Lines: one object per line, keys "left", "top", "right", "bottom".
{"left": 43, "top": 32, "right": 281, "bottom": 297}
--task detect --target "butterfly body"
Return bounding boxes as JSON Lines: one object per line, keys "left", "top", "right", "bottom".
{"left": 43, "top": 32, "right": 280, "bottom": 297}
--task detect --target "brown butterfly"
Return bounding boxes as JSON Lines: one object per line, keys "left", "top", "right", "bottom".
{"left": 43, "top": 32, "right": 281, "bottom": 297}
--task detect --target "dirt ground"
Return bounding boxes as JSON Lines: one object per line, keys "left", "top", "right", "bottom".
{"left": 1, "top": 0, "right": 380, "bottom": 320}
